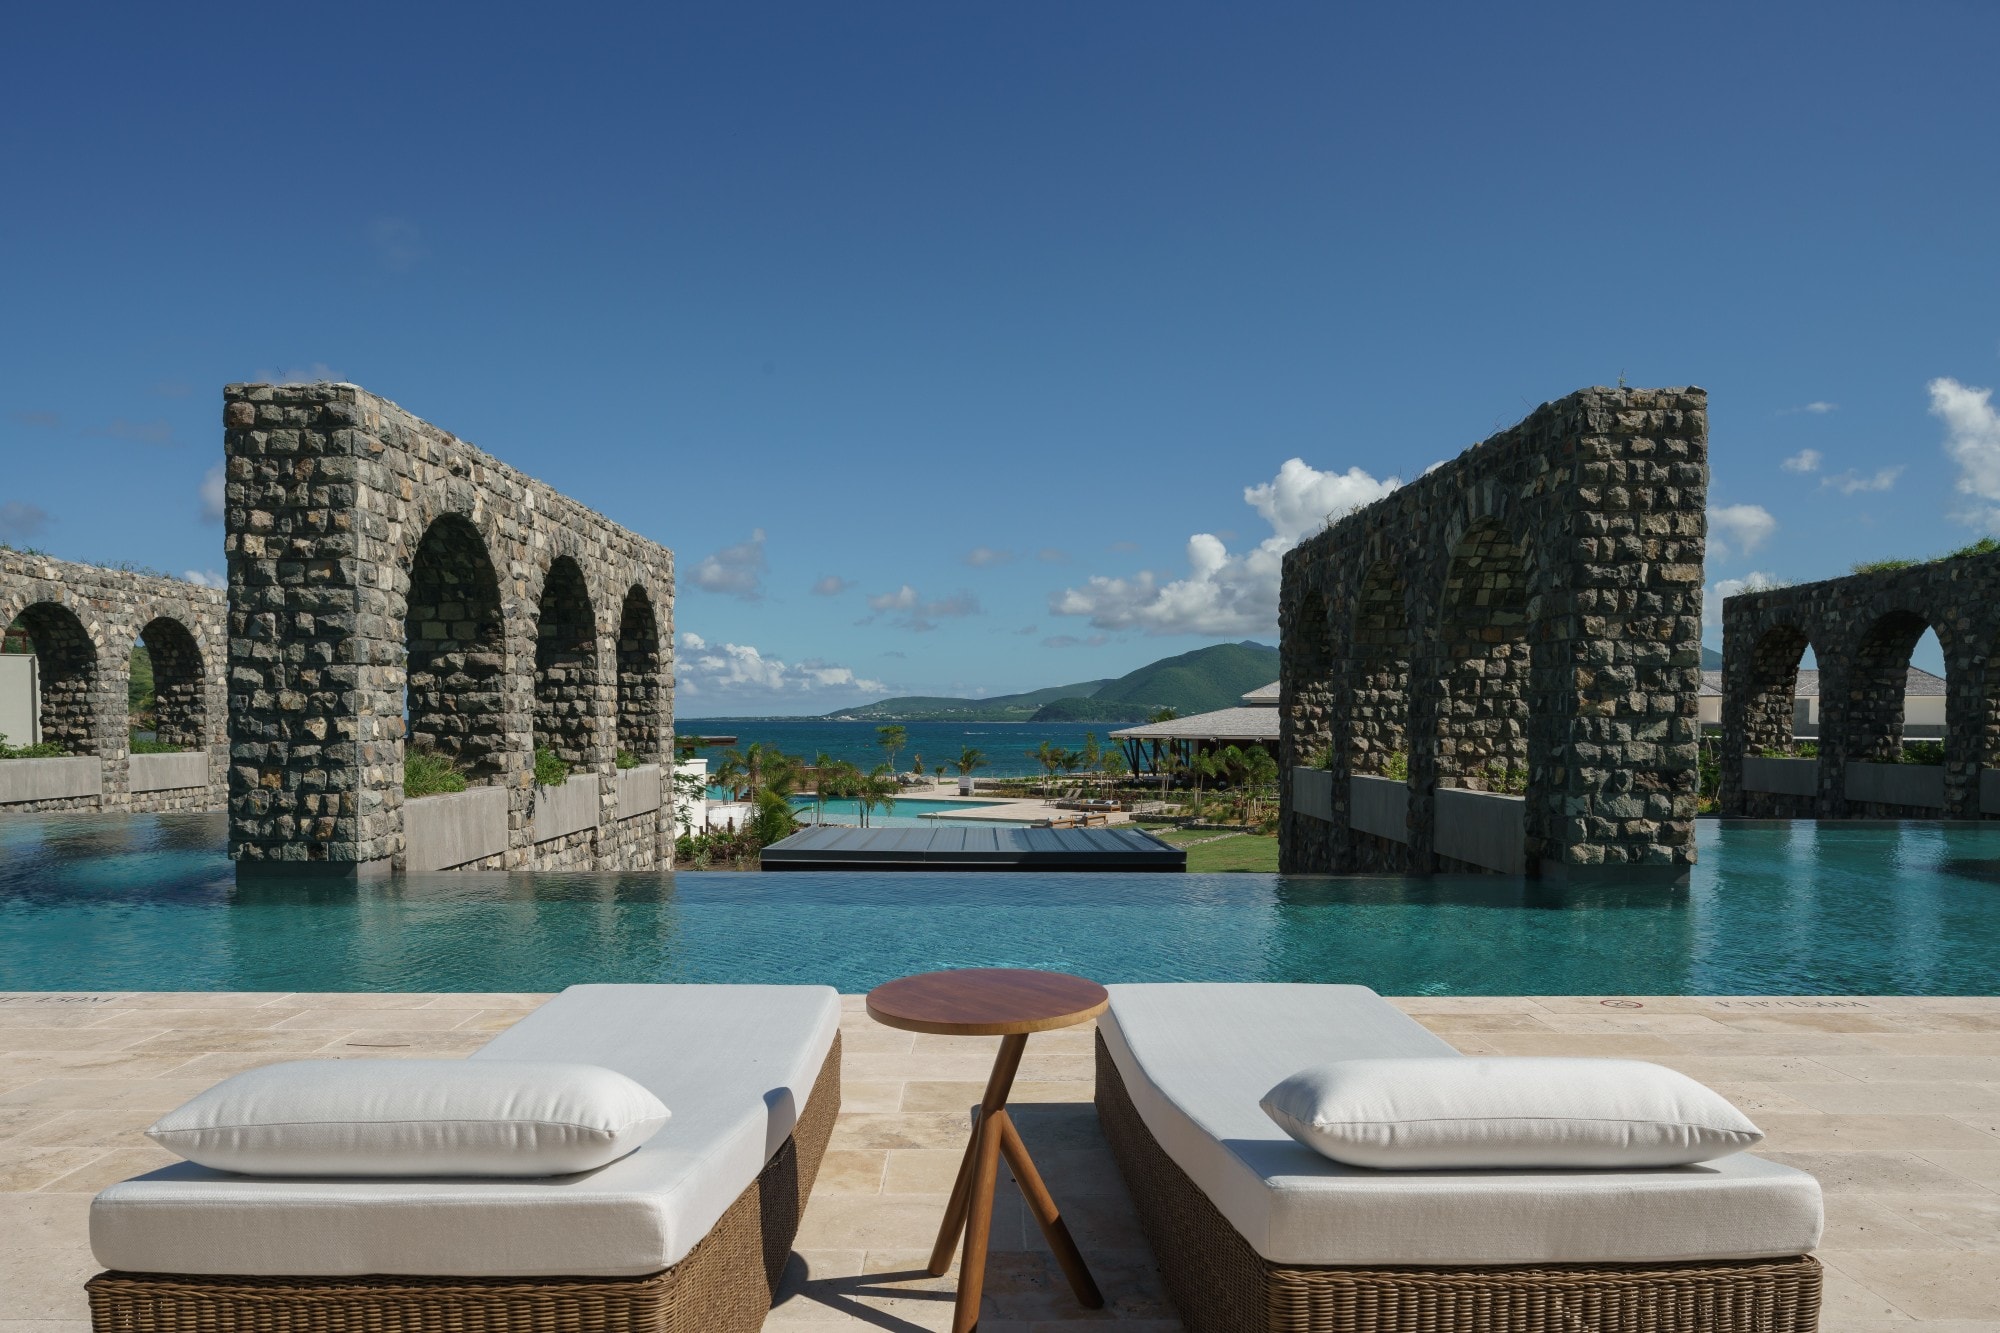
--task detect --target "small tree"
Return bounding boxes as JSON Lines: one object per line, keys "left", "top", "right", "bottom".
{"left": 911, "top": 753, "right": 925, "bottom": 778}
{"left": 954, "top": 746, "right": 987, "bottom": 777}
{"left": 877, "top": 724, "right": 907, "bottom": 772}
{"left": 860, "top": 762, "right": 899, "bottom": 825}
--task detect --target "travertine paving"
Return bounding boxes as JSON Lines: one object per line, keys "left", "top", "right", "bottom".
{"left": 2, "top": 991, "right": 1996, "bottom": 1332}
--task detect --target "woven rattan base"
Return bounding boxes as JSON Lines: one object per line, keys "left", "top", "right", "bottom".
{"left": 1094, "top": 1033, "right": 1821, "bottom": 1333}
{"left": 87, "top": 1032, "right": 842, "bottom": 1333}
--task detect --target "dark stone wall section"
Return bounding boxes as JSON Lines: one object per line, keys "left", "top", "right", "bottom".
{"left": 222, "top": 381, "right": 674, "bottom": 874}
{"left": 1720, "top": 558, "right": 1994, "bottom": 820}
{"left": 1279, "top": 386, "right": 1709, "bottom": 881}
{"left": 0, "top": 551, "right": 228, "bottom": 813}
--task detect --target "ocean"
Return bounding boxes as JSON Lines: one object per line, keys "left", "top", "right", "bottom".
{"left": 675, "top": 718, "right": 1133, "bottom": 777}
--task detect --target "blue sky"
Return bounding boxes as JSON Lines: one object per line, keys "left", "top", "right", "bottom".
{"left": 4, "top": 2, "right": 1996, "bottom": 710}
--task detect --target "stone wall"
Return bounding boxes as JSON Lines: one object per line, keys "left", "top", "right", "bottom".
{"left": 1719, "top": 556, "right": 1996, "bottom": 819}
{"left": 222, "top": 382, "right": 675, "bottom": 875}
{"left": 0, "top": 551, "right": 227, "bottom": 813}
{"left": 1279, "top": 387, "right": 1708, "bottom": 882}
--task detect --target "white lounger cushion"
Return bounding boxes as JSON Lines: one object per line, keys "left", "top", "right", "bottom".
{"left": 1102, "top": 983, "right": 1823, "bottom": 1267}
{"left": 91, "top": 984, "right": 839, "bottom": 1278}
{"left": 1261, "top": 1057, "right": 1763, "bottom": 1169}
{"left": 146, "top": 1060, "right": 671, "bottom": 1177}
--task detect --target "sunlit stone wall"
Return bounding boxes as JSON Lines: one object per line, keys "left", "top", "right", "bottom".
{"left": 1279, "top": 387, "right": 1709, "bottom": 882}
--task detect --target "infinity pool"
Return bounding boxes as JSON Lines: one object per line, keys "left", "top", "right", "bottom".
{"left": 1, "top": 814, "right": 1995, "bottom": 994}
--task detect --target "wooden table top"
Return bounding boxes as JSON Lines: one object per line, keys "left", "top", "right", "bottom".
{"left": 866, "top": 968, "right": 1110, "bottom": 1036}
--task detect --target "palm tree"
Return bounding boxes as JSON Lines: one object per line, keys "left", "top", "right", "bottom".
{"left": 859, "top": 762, "right": 899, "bottom": 826}
{"left": 877, "top": 724, "right": 907, "bottom": 773}
{"left": 711, "top": 749, "right": 749, "bottom": 801}
{"left": 954, "top": 746, "right": 987, "bottom": 777}
{"left": 911, "top": 753, "right": 924, "bottom": 778}
{"left": 1241, "top": 747, "right": 1278, "bottom": 818}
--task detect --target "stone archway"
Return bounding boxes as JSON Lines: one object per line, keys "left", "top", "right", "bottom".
{"left": 1347, "top": 559, "right": 1411, "bottom": 777}
{"left": 9, "top": 601, "right": 98, "bottom": 755}
{"left": 135, "top": 615, "right": 205, "bottom": 751}
{"left": 533, "top": 556, "right": 599, "bottom": 770}
{"left": 405, "top": 514, "right": 508, "bottom": 784}
{"left": 616, "top": 584, "right": 665, "bottom": 762}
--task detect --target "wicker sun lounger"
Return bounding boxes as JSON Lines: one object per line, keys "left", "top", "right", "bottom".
{"left": 1095, "top": 984, "right": 1823, "bottom": 1333}
{"left": 87, "top": 985, "right": 843, "bottom": 1333}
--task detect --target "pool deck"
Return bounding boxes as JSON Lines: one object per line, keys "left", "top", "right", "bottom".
{"left": 2, "top": 991, "right": 1996, "bottom": 1331}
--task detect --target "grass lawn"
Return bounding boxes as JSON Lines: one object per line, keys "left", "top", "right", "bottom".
{"left": 1138, "top": 824, "right": 1279, "bottom": 872}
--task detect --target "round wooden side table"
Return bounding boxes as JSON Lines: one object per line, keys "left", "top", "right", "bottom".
{"left": 866, "top": 967, "right": 1109, "bottom": 1333}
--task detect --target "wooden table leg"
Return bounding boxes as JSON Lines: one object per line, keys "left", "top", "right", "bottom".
{"left": 952, "top": 1104, "right": 1007, "bottom": 1333}
{"left": 928, "top": 1032, "right": 1027, "bottom": 1276}
{"left": 997, "top": 1109, "right": 1104, "bottom": 1308}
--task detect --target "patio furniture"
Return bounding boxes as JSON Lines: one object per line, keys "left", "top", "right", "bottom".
{"left": 1095, "top": 983, "right": 1824, "bottom": 1333}
{"left": 866, "top": 967, "right": 1109, "bottom": 1333}
{"left": 86, "top": 983, "right": 842, "bottom": 1333}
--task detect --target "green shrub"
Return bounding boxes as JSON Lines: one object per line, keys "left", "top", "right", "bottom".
{"left": 1901, "top": 740, "right": 1945, "bottom": 765}
{"left": 1851, "top": 558, "right": 1918, "bottom": 575}
{"left": 533, "top": 747, "right": 569, "bottom": 787}
{"left": 404, "top": 749, "right": 468, "bottom": 798}
{"left": 1484, "top": 762, "right": 1527, "bottom": 795}
{"left": 129, "top": 736, "right": 188, "bottom": 754}
{"left": 750, "top": 787, "right": 799, "bottom": 846}
{"left": 0, "top": 733, "right": 67, "bottom": 759}
{"left": 615, "top": 749, "right": 640, "bottom": 770}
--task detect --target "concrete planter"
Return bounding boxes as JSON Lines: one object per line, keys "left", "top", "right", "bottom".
{"left": 1291, "top": 767, "right": 1333, "bottom": 823}
{"left": 615, "top": 764, "right": 662, "bottom": 820}
{"left": 1844, "top": 761, "right": 1945, "bottom": 811}
{"left": 1742, "top": 756, "right": 1819, "bottom": 798}
{"left": 130, "top": 751, "right": 209, "bottom": 793}
{"left": 532, "top": 773, "right": 602, "bottom": 844}
{"left": 1433, "top": 787, "right": 1526, "bottom": 875}
{"left": 0, "top": 756, "right": 100, "bottom": 805}
{"left": 404, "top": 786, "right": 509, "bottom": 872}
{"left": 1350, "top": 775, "right": 1410, "bottom": 843}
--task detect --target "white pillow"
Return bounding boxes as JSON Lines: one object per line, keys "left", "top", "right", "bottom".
{"left": 147, "top": 1060, "right": 670, "bottom": 1178}
{"left": 1261, "top": 1057, "right": 1762, "bottom": 1170}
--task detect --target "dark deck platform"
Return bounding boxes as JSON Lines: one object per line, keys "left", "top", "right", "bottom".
{"left": 759, "top": 825, "right": 1186, "bottom": 871}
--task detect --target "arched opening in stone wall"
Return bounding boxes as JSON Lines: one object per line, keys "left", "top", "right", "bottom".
{"left": 404, "top": 515, "right": 507, "bottom": 784}
{"left": 616, "top": 585, "right": 663, "bottom": 762}
{"left": 1435, "top": 520, "right": 1533, "bottom": 791}
{"left": 1347, "top": 559, "right": 1410, "bottom": 777}
{"left": 533, "top": 556, "right": 599, "bottom": 771}
{"left": 1847, "top": 611, "right": 1944, "bottom": 763}
{"left": 1742, "top": 624, "right": 1814, "bottom": 754}
{"left": 132, "top": 617, "right": 205, "bottom": 751}
{"left": 3, "top": 602, "right": 98, "bottom": 754}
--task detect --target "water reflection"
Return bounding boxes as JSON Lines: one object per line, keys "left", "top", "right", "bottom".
{"left": 3, "top": 812, "right": 1998, "bottom": 994}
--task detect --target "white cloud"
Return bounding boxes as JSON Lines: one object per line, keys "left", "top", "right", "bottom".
{"left": 1779, "top": 401, "right": 1839, "bottom": 416}
{"left": 864, "top": 585, "right": 981, "bottom": 632}
{"left": 1052, "top": 458, "right": 1400, "bottom": 637}
{"left": 691, "top": 529, "right": 767, "bottom": 600}
{"left": 1036, "top": 548, "right": 1069, "bottom": 563}
{"left": 1707, "top": 503, "right": 1776, "bottom": 558}
{"left": 90, "top": 418, "right": 175, "bottom": 446}
{"left": 1822, "top": 466, "right": 1903, "bottom": 495}
{"left": 675, "top": 630, "right": 885, "bottom": 701}
{"left": 0, "top": 500, "right": 51, "bottom": 544}
{"left": 182, "top": 569, "right": 226, "bottom": 589}
{"left": 963, "top": 546, "right": 1013, "bottom": 567}
{"left": 810, "top": 575, "right": 851, "bottom": 596}
{"left": 199, "top": 465, "right": 226, "bottom": 523}
{"left": 1781, "top": 449, "right": 1822, "bottom": 474}
{"left": 1704, "top": 571, "right": 1784, "bottom": 628}
{"left": 1043, "top": 633, "right": 1109, "bottom": 649}
{"left": 1933, "top": 377, "right": 2000, "bottom": 531}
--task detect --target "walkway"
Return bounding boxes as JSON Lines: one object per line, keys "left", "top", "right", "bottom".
{"left": 1, "top": 991, "right": 1995, "bottom": 1328}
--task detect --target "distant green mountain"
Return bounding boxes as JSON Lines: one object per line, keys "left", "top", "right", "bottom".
{"left": 1701, "top": 646, "right": 1723, "bottom": 669}
{"left": 828, "top": 679, "right": 1109, "bottom": 722}
{"left": 1028, "top": 695, "right": 1155, "bottom": 724}
{"left": 1084, "top": 641, "right": 1279, "bottom": 715}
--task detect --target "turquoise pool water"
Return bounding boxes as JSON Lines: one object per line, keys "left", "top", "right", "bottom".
{"left": 1, "top": 813, "right": 1996, "bottom": 994}
{"left": 788, "top": 795, "right": 1026, "bottom": 828}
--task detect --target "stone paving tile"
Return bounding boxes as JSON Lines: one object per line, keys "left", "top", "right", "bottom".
{"left": 0, "top": 992, "right": 1993, "bottom": 1329}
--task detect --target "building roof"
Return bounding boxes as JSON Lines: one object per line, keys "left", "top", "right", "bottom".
{"left": 1111, "top": 705, "right": 1281, "bottom": 742}
{"left": 1241, "top": 681, "right": 1280, "bottom": 706}
{"left": 1699, "top": 666, "right": 1946, "bottom": 698}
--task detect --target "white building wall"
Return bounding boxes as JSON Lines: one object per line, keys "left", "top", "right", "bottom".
{"left": 0, "top": 655, "right": 37, "bottom": 746}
